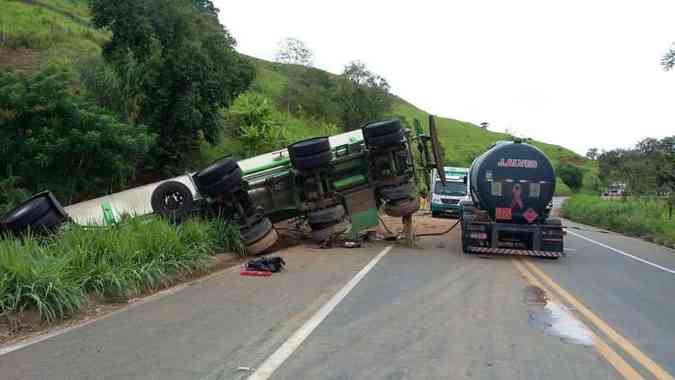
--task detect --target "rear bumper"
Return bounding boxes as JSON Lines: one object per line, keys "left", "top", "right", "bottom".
{"left": 466, "top": 246, "right": 563, "bottom": 258}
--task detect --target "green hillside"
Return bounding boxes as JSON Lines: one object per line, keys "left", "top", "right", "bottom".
{"left": 0, "top": 0, "right": 590, "bottom": 196}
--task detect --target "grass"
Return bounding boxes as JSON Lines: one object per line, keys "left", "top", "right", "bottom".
{"left": 0, "top": 0, "right": 106, "bottom": 68}
{"left": 0, "top": 216, "right": 243, "bottom": 322}
{"left": 562, "top": 194, "right": 675, "bottom": 248}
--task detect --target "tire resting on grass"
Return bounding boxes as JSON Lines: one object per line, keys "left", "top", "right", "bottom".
{"left": 2, "top": 195, "right": 52, "bottom": 227}
{"left": 384, "top": 197, "right": 420, "bottom": 217}
{"left": 246, "top": 228, "right": 279, "bottom": 256}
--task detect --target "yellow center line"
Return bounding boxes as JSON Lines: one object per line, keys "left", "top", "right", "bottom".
{"left": 512, "top": 260, "right": 644, "bottom": 380}
{"left": 522, "top": 259, "right": 675, "bottom": 380}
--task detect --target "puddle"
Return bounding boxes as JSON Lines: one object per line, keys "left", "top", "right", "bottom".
{"left": 524, "top": 286, "right": 594, "bottom": 346}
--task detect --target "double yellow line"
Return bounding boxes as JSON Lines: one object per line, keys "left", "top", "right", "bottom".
{"left": 513, "top": 259, "right": 674, "bottom": 380}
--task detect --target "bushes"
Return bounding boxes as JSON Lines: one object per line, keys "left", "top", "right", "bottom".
{"left": 0, "top": 216, "right": 241, "bottom": 322}
{"left": 562, "top": 195, "right": 675, "bottom": 246}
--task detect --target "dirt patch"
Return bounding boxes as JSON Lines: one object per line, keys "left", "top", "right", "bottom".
{"left": 0, "top": 47, "right": 41, "bottom": 72}
{"left": 377, "top": 212, "right": 461, "bottom": 238}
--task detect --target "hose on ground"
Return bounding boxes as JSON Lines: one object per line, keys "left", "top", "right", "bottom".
{"left": 416, "top": 219, "right": 461, "bottom": 237}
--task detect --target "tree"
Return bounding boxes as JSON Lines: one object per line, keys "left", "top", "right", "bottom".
{"left": 586, "top": 147, "right": 599, "bottom": 160}
{"left": 89, "top": 0, "right": 254, "bottom": 172}
{"left": 557, "top": 163, "right": 584, "bottom": 192}
{"left": 334, "top": 61, "right": 393, "bottom": 130}
{"left": 279, "top": 66, "right": 340, "bottom": 122}
{"left": 275, "top": 38, "right": 314, "bottom": 67}
{"left": 662, "top": 43, "right": 675, "bottom": 71}
{"left": 226, "top": 93, "right": 287, "bottom": 156}
{"left": 0, "top": 67, "right": 155, "bottom": 204}
{"left": 480, "top": 122, "right": 489, "bottom": 130}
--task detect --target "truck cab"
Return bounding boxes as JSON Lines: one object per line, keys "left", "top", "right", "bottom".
{"left": 430, "top": 167, "right": 470, "bottom": 217}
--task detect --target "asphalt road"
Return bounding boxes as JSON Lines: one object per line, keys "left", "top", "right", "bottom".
{"left": 1, "top": 213, "right": 674, "bottom": 379}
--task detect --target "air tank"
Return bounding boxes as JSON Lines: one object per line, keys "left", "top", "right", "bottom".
{"left": 469, "top": 141, "right": 556, "bottom": 223}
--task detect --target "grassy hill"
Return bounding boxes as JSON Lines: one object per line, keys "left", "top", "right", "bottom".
{"left": 0, "top": 0, "right": 591, "bottom": 195}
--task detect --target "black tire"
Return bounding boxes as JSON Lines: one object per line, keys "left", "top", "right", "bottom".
{"left": 246, "top": 229, "right": 279, "bottom": 256}
{"left": 151, "top": 181, "right": 194, "bottom": 222}
{"left": 367, "top": 130, "right": 405, "bottom": 148}
{"left": 308, "top": 205, "right": 345, "bottom": 226}
{"left": 362, "top": 119, "right": 402, "bottom": 138}
{"left": 289, "top": 137, "right": 330, "bottom": 158}
{"left": 241, "top": 217, "right": 273, "bottom": 245}
{"left": 193, "top": 158, "right": 238, "bottom": 189}
{"left": 291, "top": 150, "right": 332, "bottom": 171}
{"left": 197, "top": 167, "right": 243, "bottom": 197}
{"left": 384, "top": 197, "right": 420, "bottom": 217}
{"left": 31, "top": 210, "right": 66, "bottom": 232}
{"left": 2, "top": 194, "right": 52, "bottom": 228}
{"left": 379, "top": 183, "right": 413, "bottom": 201}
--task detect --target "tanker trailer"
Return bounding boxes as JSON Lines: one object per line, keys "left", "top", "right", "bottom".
{"left": 460, "top": 141, "right": 564, "bottom": 258}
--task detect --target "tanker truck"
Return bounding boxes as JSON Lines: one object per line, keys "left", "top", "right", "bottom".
{"left": 460, "top": 141, "right": 564, "bottom": 258}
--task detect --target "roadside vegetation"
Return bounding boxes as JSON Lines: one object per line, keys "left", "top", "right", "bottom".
{"left": 562, "top": 195, "right": 675, "bottom": 248}
{"left": 0, "top": 217, "right": 242, "bottom": 323}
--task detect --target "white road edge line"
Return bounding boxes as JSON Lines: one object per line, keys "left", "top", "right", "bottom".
{"left": 567, "top": 229, "right": 675, "bottom": 275}
{"left": 247, "top": 245, "right": 393, "bottom": 380}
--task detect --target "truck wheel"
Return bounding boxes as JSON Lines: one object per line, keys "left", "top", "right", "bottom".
{"left": 288, "top": 137, "right": 330, "bottom": 157}
{"left": 362, "top": 119, "right": 402, "bottom": 138}
{"left": 542, "top": 218, "right": 564, "bottom": 253}
{"left": 241, "top": 217, "right": 273, "bottom": 245}
{"left": 196, "top": 167, "right": 243, "bottom": 197}
{"left": 367, "top": 130, "right": 405, "bottom": 148}
{"left": 246, "top": 228, "right": 278, "bottom": 256}
{"left": 379, "top": 183, "right": 412, "bottom": 201}
{"left": 384, "top": 197, "right": 420, "bottom": 217}
{"left": 308, "top": 205, "right": 345, "bottom": 226}
{"left": 193, "top": 158, "right": 238, "bottom": 190}
{"left": 151, "top": 181, "right": 194, "bottom": 223}
{"left": 2, "top": 192, "right": 68, "bottom": 235}
{"left": 311, "top": 219, "right": 350, "bottom": 243}
{"left": 290, "top": 150, "right": 332, "bottom": 171}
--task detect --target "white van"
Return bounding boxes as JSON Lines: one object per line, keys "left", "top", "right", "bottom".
{"left": 430, "top": 167, "right": 470, "bottom": 217}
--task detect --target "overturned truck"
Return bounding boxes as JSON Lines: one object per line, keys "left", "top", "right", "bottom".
{"left": 148, "top": 118, "right": 441, "bottom": 254}
{"left": 460, "top": 141, "right": 564, "bottom": 258}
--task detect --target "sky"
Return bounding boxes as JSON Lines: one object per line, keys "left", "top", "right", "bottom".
{"left": 216, "top": 0, "right": 675, "bottom": 155}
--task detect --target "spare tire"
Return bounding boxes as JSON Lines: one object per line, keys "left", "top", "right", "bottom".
{"left": 196, "top": 166, "right": 243, "bottom": 197}
{"left": 193, "top": 158, "right": 239, "bottom": 190}
{"left": 363, "top": 119, "right": 402, "bottom": 138}
{"left": 384, "top": 197, "right": 420, "bottom": 217}
{"left": 151, "top": 181, "right": 194, "bottom": 222}
{"left": 289, "top": 137, "right": 330, "bottom": 158}
{"left": 291, "top": 150, "right": 332, "bottom": 172}
{"left": 308, "top": 205, "right": 345, "bottom": 226}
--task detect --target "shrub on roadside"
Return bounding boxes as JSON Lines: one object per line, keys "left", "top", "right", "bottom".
{"left": 0, "top": 216, "right": 241, "bottom": 322}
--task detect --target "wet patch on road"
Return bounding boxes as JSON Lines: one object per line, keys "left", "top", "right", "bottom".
{"left": 524, "top": 285, "right": 594, "bottom": 346}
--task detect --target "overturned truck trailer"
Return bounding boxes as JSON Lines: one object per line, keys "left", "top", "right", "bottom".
{"left": 150, "top": 118, "right": 440, "bottom": 255}
{"left": 460, "top": 141, "right": 564, "bottom": 258}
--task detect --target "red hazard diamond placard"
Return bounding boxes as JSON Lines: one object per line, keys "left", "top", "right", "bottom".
{"left": 523, "top": 208, "right": 538, "bottom": 223}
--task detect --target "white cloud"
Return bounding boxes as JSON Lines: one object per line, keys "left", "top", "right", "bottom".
{"left": 216, "top": 0, "right": 675, "bottom": 155}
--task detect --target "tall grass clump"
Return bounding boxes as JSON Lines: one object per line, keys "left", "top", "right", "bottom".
{"left": 562, "top": 195, "right": 675, "bottom": 246}
{"left": 0, "top": 216, "right": 237, "bottom": 322}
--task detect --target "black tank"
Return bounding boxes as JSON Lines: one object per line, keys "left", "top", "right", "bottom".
{"left": 469, "top": 141, "right": 556, "bottom": 223}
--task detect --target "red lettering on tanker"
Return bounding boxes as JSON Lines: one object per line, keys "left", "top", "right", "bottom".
{"left": 496, "top": 207, "right": 512, "bottom": 220}
{"left": 497, "top": 158, "right": 538, "bottom": 168}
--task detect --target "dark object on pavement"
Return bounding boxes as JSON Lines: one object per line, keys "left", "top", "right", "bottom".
{"left": 245, "top": 256, "right": 286, "bottom": 273}
{"left": 1, "top": 191, "right": 69, "bottom": 236}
